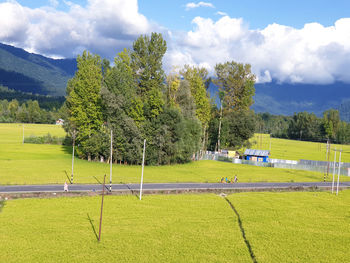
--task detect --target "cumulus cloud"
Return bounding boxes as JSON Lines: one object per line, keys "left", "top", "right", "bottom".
{"left": 1, "top": 1, "right": 350, "bottom": 84}
{"left": 0, "top": 0, "right": 156, "bottom": 59}
{"left": 166, "top": 16, "right": 350, "bottom": 84}
{"left": 185, "top": 2, "right": 214, "bottom": 11}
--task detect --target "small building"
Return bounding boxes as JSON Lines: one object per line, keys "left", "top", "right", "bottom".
{"left": 228, "top": 150, "right": 240, "bottom": 159}
{"left": 244, "top": 149, "right": 270, "bottom": 163}
{"left": 56, "top": 119, "right": 64, "bottom": 125}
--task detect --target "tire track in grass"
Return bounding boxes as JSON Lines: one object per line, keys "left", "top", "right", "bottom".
{"left": 223, "top": 195, "right": 257, "bottom": 263}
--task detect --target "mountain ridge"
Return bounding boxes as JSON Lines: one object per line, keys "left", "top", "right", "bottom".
{"left": 0, "top": 43, "right": 76, "bottom": 96}
{"left": 1, "top": 43, "right": 349, "bottom": 119}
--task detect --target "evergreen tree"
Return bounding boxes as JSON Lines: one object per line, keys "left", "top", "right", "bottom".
{"left": 65, "top": 51, "right": 103, "bottom": 160}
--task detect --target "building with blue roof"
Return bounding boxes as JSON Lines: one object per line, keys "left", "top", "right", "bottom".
{"left": 244, "top": 149, "right": 270, "bottom": 163}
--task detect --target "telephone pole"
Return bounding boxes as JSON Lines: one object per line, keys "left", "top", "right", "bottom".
{"left": 139, "top": 139, "right": 146, "bottom": 200}
{"left": 71, "top": 130, "right": 76, "bottom": 184}
{"left": 109, "top": 129, "right": 113, "bottom": 192}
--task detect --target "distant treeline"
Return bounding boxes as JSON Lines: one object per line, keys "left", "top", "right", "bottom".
{"left": 0, "top": 86, "right": 65, "bottom": 110}
{"left": 256, "top": 110, "right": 350, "bottom": 144}
{"left": 0, "top": 98, "right": 62, "bottom": 123}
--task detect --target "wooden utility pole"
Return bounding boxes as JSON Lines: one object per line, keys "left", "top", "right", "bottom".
{"left": 217, "top": 101, "right": 222, "bottom": 152}
{"left": 331, "top": 148, "right": 337, "bottom": 194}
{"left": 98, "top": 174, "right": 106, "bottom": 242}
{"left": 336, "top": 150, "right": 342, "bottom": 196}
{"left": 324, "top": 140, "right": 329, "bottom": 182}
{"left": 326, "top": 140, "right": 331, "bottom": 179}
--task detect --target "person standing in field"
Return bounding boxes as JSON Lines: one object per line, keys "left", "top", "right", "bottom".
{"left": 64, "top": 181, "right": 69, "bottom": 192}
{"left": 234, "top": 175, "right": 238, "bottom": 183}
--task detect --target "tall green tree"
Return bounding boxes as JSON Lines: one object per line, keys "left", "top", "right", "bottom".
{"left": 323, "top": 109, "right": 340, "bottom": 141}
{"left": 65, "top": 51, "right": 103, "bottom": 160}
{"left": 131, "top": 33, "right": 167, "bottom": 119}
{"left": 101, "top": 49, "right": 143, "bottom": 164}
{"left": 214, "top": 61, "right": 255, "bottom": 113}
{"left": 220, "top": 110, "right": 256, "bottom": 149}
{"left": 180, "top": 65, "right": 211, "bottom": 149}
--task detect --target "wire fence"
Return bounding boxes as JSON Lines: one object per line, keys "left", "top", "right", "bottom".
{"left": 201, "top": 152, "right": 350, "bottom": 177}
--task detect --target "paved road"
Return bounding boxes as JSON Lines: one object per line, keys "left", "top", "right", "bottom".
{"left": 1, "top": 182, "right": 350, "bottom": 193}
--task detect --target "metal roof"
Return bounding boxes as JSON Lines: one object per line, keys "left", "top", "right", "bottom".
{"left": 244, "top": 149, "right": 270, "bottom": 157}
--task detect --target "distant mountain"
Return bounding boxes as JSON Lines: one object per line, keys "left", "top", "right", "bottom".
{"left": 0, "top": 43, "right": 76, "bottom": 96}
{"left": 253, "top": 81, "right": 350, "bottom": 116}
{"left": 208, "top": 81, "right": 350, "bottom": 119}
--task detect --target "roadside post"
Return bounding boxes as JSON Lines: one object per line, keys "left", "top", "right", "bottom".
{"left": 331, "top": 148, "right": 336, "bottom": 194}
{"left": 71, "top": 129, "right": 76, "bottom": 184}
{"left": 139, "top": 139, "right": 146, "bottom": 200}
{"left": 336, "top": 150, "right": 342, "bottom": 195}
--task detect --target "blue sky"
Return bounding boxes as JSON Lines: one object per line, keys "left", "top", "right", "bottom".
{"left": 139, "top": 0, "right": 350, "bottom": 30}
{"left": 0, "top": 0, "right": 350, "bottom": 84}
{"left": 13, "top": 0, "right": 350, "bottom": 30}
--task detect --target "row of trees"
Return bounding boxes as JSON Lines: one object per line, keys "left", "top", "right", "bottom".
{"left": 0, "top": 99, "right": 60, "bottom": 123}
{"left": 64, "top": 33, "right": 257, "bottom": 165}
{"left": 256, "top": 109, "right": 350, "bottom": 144}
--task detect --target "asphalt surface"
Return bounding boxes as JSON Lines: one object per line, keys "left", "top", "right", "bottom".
{"left": 1, "top": 182, "right": 350, "bottom": 193}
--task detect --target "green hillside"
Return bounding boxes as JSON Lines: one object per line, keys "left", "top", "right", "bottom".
{"left": 0, "top": 43, "right": 76, "bottom": 96}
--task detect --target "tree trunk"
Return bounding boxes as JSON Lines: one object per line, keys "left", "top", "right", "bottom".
{"left": 202, "top": 125, "right": 207, "bottom": 152}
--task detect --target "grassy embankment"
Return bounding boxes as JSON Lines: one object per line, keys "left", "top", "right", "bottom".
{"left": 1, "top": 123, "right": 350, "bottom": 185}
{"left": 0, "top": 191, "right": 349, "bottom": 262}
{"left": 249, "top": 133, "right": 350, "bottom": 161}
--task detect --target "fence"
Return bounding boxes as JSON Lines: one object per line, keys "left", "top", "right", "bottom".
{"left": 201, "top": 152, "right": 350, "bottom": 177}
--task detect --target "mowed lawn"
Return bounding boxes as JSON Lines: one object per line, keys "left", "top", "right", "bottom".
{"left": 0, "top": 191, "right": 349, "bottom": 262}
{"left": 1, "top": 123, "right": 350, "bottom": 184}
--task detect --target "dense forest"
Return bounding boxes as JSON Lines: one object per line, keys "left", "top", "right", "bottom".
{"left": 0, "top": 86, "right": 63, "bottom": 123}
{"left": 0, "top": 98, "right": 61, "bottom": 123}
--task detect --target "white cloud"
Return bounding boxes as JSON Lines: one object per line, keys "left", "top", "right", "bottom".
{"left": 0, "top": 0, "right": 156, "bottom": 59}
{"left": 185, "top": 2, "right": 214, "bottom": 11}
{"left": 1, "top": 1, "right": 350, "bottom": 84}
{"left": 215, "top": 11, "right": 228, "bottom": 16}
{"left": 166, "top": 16, "right": 350, "bottom": 84}
{"left": 49, "top": 0, "right": 59, "bottom": 8}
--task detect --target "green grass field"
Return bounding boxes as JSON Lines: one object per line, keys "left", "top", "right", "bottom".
{"left": 250, "top": 133, "right": 350, "bottom": 162}
{"left": 1, "top": 123, "right": 350, "bottom": 184}
{"left": 0, "top": 191, "right": 349, "bottom": 262}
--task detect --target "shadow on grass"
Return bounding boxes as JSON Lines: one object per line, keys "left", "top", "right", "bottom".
{"left": 87, "top": 213, "right": 99, "bottom": 241}
{"left": 61, "top": 145, "right": 73, "bottom": 155}
{"left": 124, "top": 183, "right": 140, "bottom": 200}
{"left": 64, "top": 170, "right": 72, "bottom": 184}
{"left": 224, "top": 197, "right": 258, "bottom": 263}
{"left": 93, "top": 176, "right": 102, "bottom": 185}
